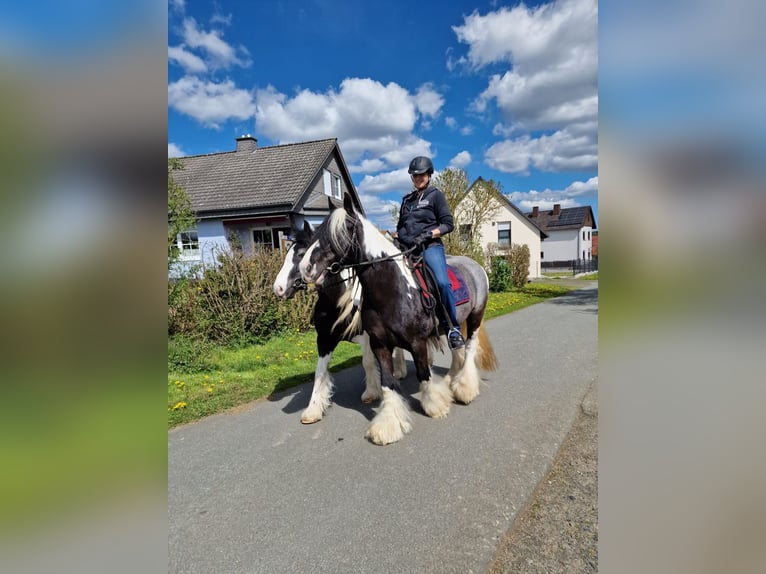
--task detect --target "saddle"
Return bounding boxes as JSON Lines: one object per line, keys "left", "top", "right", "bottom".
{"left": 408, "top": 255, "right": 470, "bottom": 316}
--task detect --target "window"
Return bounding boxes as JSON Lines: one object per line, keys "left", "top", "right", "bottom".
{"left": 253, "top": 229, "right": 273, "bottom": 249}
{"left": 323, "top": 169, "right": 342, "bottom": 198}
{"left": 459, "top": 224, "right": 472, "bottom": 244}
{"left": 588, "top": 231, "right": 591, "bottom": 240}
{"left": 175, "top": 230, "right": 200, "bottom": 261}
{"left": 497, "top": 221, "right": 510, "bottom": 246}
{"left": 541, "top": 252, "right": 544, "bottom": 259}
{"left": 583, "top": 230, "right": 586, "bottom": 240}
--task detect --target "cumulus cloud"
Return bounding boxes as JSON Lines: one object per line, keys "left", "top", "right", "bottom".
{"left": 453, "top": 0, "right": 597, "bottom": 164}
{"left": 168, "top": 76, "right": 255, "bottom": 128}
{"left": 506, "top": 175, "right": 598, "bottom": 212}
{"left": 485, "top": 124, "right": 597, "bottom": 174}
{"left": 254, "top": 79, "right": 440, "bottom": 171}
{"left": 357, "top": 193, "right": 401, "bottom": 230}
{"left": 168, "top": 143, "right": 186, "bottom": 158}
{"left": 168, "top": 46, "right": 207, "bottom": 74}
{"left": 357, "top": 168, "right": 412, "bottom": 196}
{"left": 449, "top": 151, "right": 472, "bottom": 169}
{"left": 181, "top": 17, "right": 250, "bottom": 69}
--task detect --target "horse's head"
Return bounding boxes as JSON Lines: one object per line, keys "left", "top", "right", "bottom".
{"left": 273, "top": 221, "right": 314, "bottom": 299}
{"left": 299, "top": 194, "right": 361, "bottom": 286}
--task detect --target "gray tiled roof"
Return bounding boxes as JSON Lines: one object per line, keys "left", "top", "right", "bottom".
{"left": 172, "top": 138, "right": 338, "bottom": 215}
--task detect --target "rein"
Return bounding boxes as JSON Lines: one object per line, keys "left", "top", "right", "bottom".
{"left": 327, "top": 244, "right": 418, "bottom": 276}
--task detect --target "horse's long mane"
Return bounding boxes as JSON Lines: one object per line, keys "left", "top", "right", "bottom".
{"left": 327, "top": 208, "right": 351, "bottom": 257}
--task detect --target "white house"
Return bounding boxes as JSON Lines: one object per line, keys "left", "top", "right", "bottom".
{"left": 456, "top": 177, "right": 548, "bottom": 278}
{"left": 526, "top": 204, "right": 597, "bottom": 266}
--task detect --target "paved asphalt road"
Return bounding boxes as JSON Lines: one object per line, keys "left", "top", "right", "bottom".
{"left": 169, "top": 284, "right": 598, "bottom": 574}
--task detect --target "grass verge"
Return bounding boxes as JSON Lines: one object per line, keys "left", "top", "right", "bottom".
{"left": 168, "top": 283, "right": 572, "bottom": 428}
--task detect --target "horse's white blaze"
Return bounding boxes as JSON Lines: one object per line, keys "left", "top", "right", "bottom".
{"left": 273, "top": 244, "right": 296, "bottom": 297}
{"left": 301, "top": 354, "right": 333, "bottom": 424}
{"left": 450, "top": 335, "right": 480, "bottom": 404}
{"left": 420, "top": 376, "right": 453, "bottom": 419}
{"left": 365, "top": 388, "right": 412, "bottom": 445}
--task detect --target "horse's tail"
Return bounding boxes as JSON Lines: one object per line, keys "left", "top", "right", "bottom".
{"left": 475, "top": 322, "right": 499, "bottom": 371}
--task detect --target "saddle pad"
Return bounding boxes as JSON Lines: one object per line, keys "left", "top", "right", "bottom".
{"left": 447, "top": 266, "right": 470, "bottom": 306}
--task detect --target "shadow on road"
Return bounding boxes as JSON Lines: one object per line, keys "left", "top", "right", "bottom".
{"left": 267, "top": 356, "right": 449, "bottom": 421}
{"left": 546, "top": 286, "right": 598, "bottom": 313}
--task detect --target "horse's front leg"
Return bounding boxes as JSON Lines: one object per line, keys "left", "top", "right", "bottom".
{"left": 415, "top": 338, "right": 453, "bottom": 419}
{"left": 365, "top": 345, "right": 412, "bottom": 446}
{"left": 301, "top": 318, "right": 336, "bottom": 424}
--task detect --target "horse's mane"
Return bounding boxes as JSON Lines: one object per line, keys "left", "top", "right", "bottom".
{"left": 326, "top": 208, "right": 351, "bottom": 256}
{"left": 326, "top": 205, "right": 400, "bottom": 258}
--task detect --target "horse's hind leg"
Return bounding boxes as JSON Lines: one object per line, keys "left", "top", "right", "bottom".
{"left": 450, "top": 314, "right": 482, "bottom": 404}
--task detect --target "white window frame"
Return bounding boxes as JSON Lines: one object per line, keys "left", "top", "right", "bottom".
{"left": 176, "top": 229, "right": 200, "bottom": 261}
{"left": 252, "top": 228, "right": 274, "bottom": 249}
{"left": 332, "top": 174, "right": 342, "bottom": 199}
{"left": 497, "top": 221, "right": 511, "bottom": 247}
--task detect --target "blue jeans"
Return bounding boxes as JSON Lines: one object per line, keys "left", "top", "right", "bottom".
{"left": 422, "top": 244, "right": 459, "bottom": 329}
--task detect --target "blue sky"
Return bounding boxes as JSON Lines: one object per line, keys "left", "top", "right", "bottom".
{"left": 168, "top": 0, "right": 598, "bottom": 230}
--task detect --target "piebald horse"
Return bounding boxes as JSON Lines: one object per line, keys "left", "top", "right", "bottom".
{"left": 299, "top": 194, "right": 498, "bottom": 445}
{"left": 273, "top": 221, "right": 406, "bottom": 423}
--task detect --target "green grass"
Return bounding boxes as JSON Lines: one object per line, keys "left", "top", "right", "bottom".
{"left": 168, "top": 283, "right": 573, "bottom": 427}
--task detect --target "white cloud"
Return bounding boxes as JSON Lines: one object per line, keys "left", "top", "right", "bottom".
{"left": 484, "top": 125, "right": 597, "bottom": 174}
{"left": 414, "top": 84, "right": 445, "bottom": 119}
{"left": 168, "top": 76, "right": 255, "bottom": 128}
{"left": 357, "top": 193, "right": 401, "bottom": 230}
{"left": 168, "top": 45, "right": 207, "bottom": 74}
{"left": 181, "top": 17, "right": 250, "bottom": 69}
{"left": 168, "top": 143, "right": 185, "bottom": 157}
{"left": 357, "top": 168, "right": 412, "bottom": 196}
{"left": 170, "top": 0, "right": 185, "bottom": 12}
{"left": 449, "top": 151, "right": 472, "bottom": 169}
{"left": 254, "top": 79, "right": 440, "bottom": 171}
{"left": 454, "top": 0, "right": 597, "bottom": 134}
{"left": 506, "top": 175, "right": 598, "bottom": 212}
{"left": 445, "top": 116, "right": 457, "bottom": 129}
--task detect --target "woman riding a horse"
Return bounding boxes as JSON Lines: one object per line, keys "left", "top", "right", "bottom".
{"left": 395, "top": 156, "right": 465, "bottom": 350}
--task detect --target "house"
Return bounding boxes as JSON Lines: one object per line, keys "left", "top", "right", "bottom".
{"left": 456, "top": 177, "right": 548, "bottom": 278}
{"left": 526, "top": 204, "right": 597, "bottom": 266}
{"left": 169, "top": 136, "right": 364, "bottom": 274}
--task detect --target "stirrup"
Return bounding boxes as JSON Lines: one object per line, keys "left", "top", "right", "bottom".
{"left": 447, "top": 328, "right": 465, "bottom": 350}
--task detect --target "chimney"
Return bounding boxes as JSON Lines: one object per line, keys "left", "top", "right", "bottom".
{"left": 531, "top": 206, "right": 539, "bottom": 217}
{"left": 552, "top": 203, "right": 561, "bottom": 215}
{"left": 236, "top": 134, "right": 258, "bottom": 153}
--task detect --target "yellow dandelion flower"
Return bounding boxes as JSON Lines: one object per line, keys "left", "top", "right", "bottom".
{"left": 172, "top": 401, "right": 187, "bottom": 410}
{"left": 207, "top": 387, "right": 213, "bottom": 393}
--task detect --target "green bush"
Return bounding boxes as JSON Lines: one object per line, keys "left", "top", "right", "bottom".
{"left": 509, "top": 243, "right": 530, "bottom": 288}
{"left": 168, "top": 247, "right": 316, "bottom": 347}
{"left": 489, "top": 257, "right": 511, "bottom": 292}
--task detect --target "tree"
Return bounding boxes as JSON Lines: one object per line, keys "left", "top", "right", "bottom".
{"left": 433, "top": 169, "right": 502, "bottom": 266}
{"left": 168, "top": 158, "right": 196, "bottom": 267}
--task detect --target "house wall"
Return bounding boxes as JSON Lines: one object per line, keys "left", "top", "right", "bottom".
{"left": 170, "top": 219, "right": 228, "bottom": 278}
{"left": 462, "top": 197, "right": 543, "bottom": 278}
{"left": 541, "top": 227, "right": 594, "bottom": 262}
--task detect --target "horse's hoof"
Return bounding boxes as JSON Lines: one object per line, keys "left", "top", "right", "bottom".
{"left": 360, "top": 391, "right": 381, "bottom": 403}
{"left": 365, "top": 425, "right": 402, "bottom": 445}
{"left": 300, "top": 409, "right": 323, "bottom": 424}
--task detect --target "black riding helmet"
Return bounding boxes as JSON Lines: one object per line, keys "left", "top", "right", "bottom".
{"left": 408, "top": 156, "right": 434, "bottom": 175}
